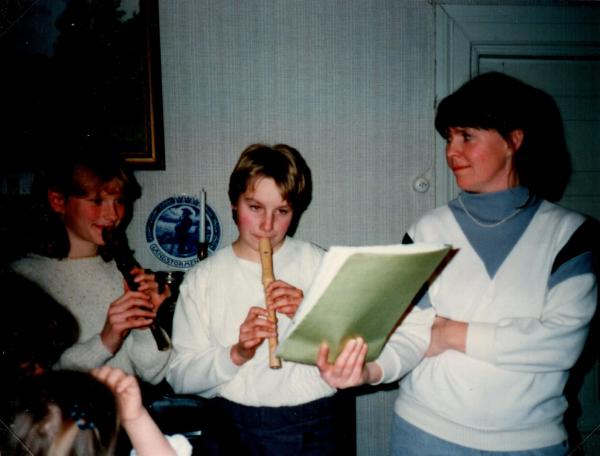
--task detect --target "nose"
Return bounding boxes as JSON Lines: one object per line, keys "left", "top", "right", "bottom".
{"left": 445, "top": 137, "right": 457, "bottom": 156}
{"left": 260, "top": 212, "right": 274, "bottom": 232}
{"left": 103, "top": 201, "right": 120, "bottom": 222}
{"left": 445, "top": 137, "right": 461, "bottom": 162}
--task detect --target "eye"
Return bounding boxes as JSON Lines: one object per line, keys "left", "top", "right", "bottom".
{"left": 462, "top": 132, "right": 472, "bottom": 141}
{"left": 444, "top": 131, "right": 458, "bottom": 145}
{"left": 276, "top": 208, "right": 291, "bottom": 216}
{"left": 249, "top": 204, "right": 261, "bottom": 212}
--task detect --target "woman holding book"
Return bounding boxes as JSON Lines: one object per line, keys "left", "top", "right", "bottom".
{"left": 318, "top": 72, "right": 598, "bottom": 455}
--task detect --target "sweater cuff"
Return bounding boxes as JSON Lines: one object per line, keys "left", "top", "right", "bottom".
{"left": 373, "top": 346, "right": 399, "bottom": 385}
{"left": 130, "top": 327, "right": 155, "bottom": 342}
{"left": 465, "top": 322, "right": 496, "bottom": 364}
{"left": 85, "top": 333, "right": 114, "bottom": 360}
{"left": 215, "top": 345, "right": 241, "bottom": 378}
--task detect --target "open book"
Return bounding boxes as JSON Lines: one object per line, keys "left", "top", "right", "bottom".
{"left": 276, "top": 243, "right": 451, "bottom": 365}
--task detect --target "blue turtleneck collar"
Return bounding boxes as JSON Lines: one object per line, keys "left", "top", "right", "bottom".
{"left": 458, "top": 187, "right": 533, "bottom": 224}
{"left": 449, "top": 187, "right": 542, "bottom": 277}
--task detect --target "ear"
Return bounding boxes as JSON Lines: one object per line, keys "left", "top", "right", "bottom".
{"left": 230, "top": 204, "right": 238, "bottom": 224}
{"left": 48, "top": 190, "right": 66, "bottom": 214}
{"left": 508, "top": 129, "right": 524, "bottom": 154}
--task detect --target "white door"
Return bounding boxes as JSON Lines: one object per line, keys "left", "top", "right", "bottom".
{"left": 436, "top": 3, "right": 600, "bottom": 452}
{"left": 477, "top": 59, "right": 600, "bottom": 220}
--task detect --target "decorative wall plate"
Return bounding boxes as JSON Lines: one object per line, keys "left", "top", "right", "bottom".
{"left": 145, "top": 195, "right": 221, "bottom": 269}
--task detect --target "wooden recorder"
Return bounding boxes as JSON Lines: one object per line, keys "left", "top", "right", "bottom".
{"left": 259, "top": 238, "right": 282, "bottom": 369}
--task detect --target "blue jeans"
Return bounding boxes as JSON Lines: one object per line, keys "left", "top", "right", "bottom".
{"left": 390, "top": 414, "right": 569, "bottom": 456}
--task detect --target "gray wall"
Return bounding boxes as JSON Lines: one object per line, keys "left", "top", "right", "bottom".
{"left": 130, "top": 0, "right": 436, "bottom": 269}
{"left": 130, "top": 1, "right": 436, "bottom": 454}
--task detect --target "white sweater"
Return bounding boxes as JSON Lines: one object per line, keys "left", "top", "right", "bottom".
{"left": 11, "top": 255, "right": 172, "bottom": 384}
{"left": 167, "top": 237, "right": 336, "bottom": 407}
{"left": 378, "top": 188, "right": 597, "bottom": 451}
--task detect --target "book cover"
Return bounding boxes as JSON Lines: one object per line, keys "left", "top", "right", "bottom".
{"left": 276, "top": 243, "right": 450, "bottom": 365}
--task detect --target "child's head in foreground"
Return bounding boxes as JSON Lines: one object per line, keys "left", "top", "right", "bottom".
{"left": 6, "top": 370, "right": 118, "bottom": 456}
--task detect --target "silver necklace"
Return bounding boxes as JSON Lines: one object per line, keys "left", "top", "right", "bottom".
{"left": 458, "top": 194, "right": 523, "bottom": 228}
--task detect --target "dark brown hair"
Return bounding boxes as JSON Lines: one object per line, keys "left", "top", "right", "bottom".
{"left": 435, "top": 72, "right": 571, "bottom": 202}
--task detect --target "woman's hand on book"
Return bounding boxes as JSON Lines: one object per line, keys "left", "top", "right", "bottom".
{"left": 317, "top": 337, "right": 381, "bottom": 388}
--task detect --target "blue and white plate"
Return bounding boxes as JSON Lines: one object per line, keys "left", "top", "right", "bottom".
{"left": 146, "top": 195, "right": 221, "bottom": 269}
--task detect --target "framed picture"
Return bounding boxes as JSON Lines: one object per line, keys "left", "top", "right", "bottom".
{"left": 1, "top": 0, "right": 165, "bottom": 170}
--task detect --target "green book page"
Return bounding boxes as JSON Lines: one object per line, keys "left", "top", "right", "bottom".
{"left": 277, "top": 244, "right": 450, "bottom": 365}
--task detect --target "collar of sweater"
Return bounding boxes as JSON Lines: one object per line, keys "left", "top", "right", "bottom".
{"left": 458, "top": 187, "right": 532, "bottom": 224}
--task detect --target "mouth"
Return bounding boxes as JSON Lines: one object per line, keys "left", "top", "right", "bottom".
{"left": 96, "top": 225, "right": 118, "bottom": 240}
{"left": 255, "top": 235, "right": 277, "bottom": 248}
{"left": 255, "top": 231, "right": 273, "bottom": 238}
{"left": 96, "top": 225, "right": 115, "bottom": 232}
{"left": 451, "top": 165, "right": 469, "bottom": 173}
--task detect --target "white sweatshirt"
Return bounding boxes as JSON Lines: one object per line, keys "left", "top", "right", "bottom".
{"left": 378, "top": 188, "right": 597, "bottom": 451}
{"left": 167, "top": 237, "right": 335, "bottom": 407}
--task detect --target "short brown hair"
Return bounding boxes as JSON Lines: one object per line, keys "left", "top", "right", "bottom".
{"left": 228, "top": 144, "right": 313, "bottom": 232}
